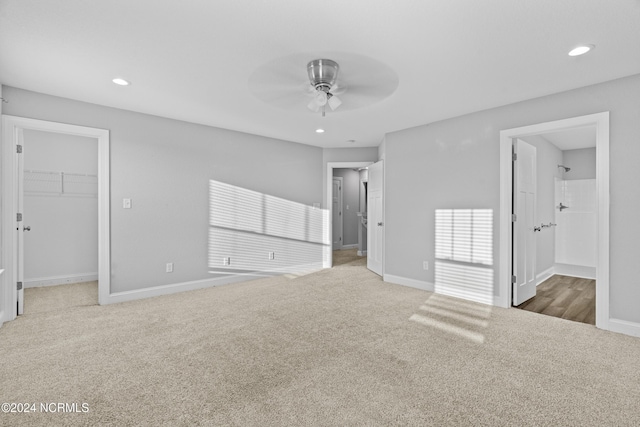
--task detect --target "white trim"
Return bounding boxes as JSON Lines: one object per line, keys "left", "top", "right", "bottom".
{"left": 25, "top": 273, "right": 99, "bottom": 288}
{"left": 325, "top": 162, "right": 374, "bottom": 268}
{"left": 553, "top": 263, "right": 596, "bottom": 280}
{"left": 105, "top": 276, "right": 261, "bottom": 305}
{"left": 341, "top": 244, "right": 358, "bottom": 250}
{"left": 608, "top": 318, "right": 640, "bottom": 338}
{"left": 536, "top": 267, "right": 555, "bottom": 286}
{"left": 104, "top": 263, "right": 323, "bottom": 305}
{"left": 499, "top": 112, "right": 610, "bottom": 330}
{"left": 383, "top": 274, "right": 434, "bottom": 292}
{"left": 1, "top": 115, "right": 110, "bottom": 324}
{"left": 357, "top": 250, "right": 367, "bottom": 256}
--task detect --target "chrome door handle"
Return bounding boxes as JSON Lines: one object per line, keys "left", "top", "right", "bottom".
{"left": 23, "top": 226, "right": 31, "bottom": 231}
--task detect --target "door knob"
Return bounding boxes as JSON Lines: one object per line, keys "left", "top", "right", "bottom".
{"left": 377, "top": 222, "right": 384, "bottom": 226}
{"left": 23, "top": 226, "right": 31, "bottom": 231}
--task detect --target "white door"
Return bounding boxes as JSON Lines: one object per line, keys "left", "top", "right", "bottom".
{"left": 513, "top": 139, "right": 537, "bottom": 305}
{"left": 367, "top": 161, "right": 383, "bottom": 276}
{"left": 16, "top": 130, "right": 25, "bottom": 314}
{"left": 332, "top": 177, "right": 343, "bottom": 250}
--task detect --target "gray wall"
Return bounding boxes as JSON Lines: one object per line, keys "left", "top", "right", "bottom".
{"left": 384, "top": 73, "right": 640, "bottom": 323}
{"left": 522, "top": 135, "right": 563, "bottom": 277}
{"left": 333, "top": 168, "right": 360, "bottom": 246}
{"left": 3, "top": 86, "right": 325, "bottom": 294}
{"left": 23, "top": 129, "right": 98, "bottom": 284}
{"left": 563, "top": 147, "right": 596, "bottom": 180}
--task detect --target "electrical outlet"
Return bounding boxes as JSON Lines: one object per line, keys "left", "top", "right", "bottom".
{"left": 123, "top": 198, "right": 132, "bottom": 209}
{"left": 166, "top": 262, "right": 173, "bottom": 273}
{"left": 268, "top": 252, "right": 275, "bottom": 260}
{"left": 423, "top": 261, "right": 429, "bottom": 270}
{"left": 223, "top": 257, "right": 230, "bottom": 266}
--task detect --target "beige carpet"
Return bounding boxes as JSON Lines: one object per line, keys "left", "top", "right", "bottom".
{"left": 1, "top": 260, "right": 639, "bottom": 426}
{"left": 24, "top": 281, "right": 98, "bottom": 315}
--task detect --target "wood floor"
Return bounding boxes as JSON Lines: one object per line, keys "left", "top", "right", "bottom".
{"left": 332, "top": 248, "right": 366, "bottom": 266}
{"left": 516, "top": 275, "right": 595, "bottom": 325}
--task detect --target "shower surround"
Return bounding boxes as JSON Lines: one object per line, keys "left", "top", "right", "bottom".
{"left": 554, "top": 178, "right": 596, "bottom": 279}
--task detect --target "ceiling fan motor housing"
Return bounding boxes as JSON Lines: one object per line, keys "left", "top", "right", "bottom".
{"left": 307, "top": 59, "right": 339, "bottom": 93}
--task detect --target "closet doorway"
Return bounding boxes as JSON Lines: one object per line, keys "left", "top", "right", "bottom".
{"left": 1, "top": 116, "right": 110, "bottom": 324}
{"left": 21, "top": 129, "right": 99, "bottom": 314}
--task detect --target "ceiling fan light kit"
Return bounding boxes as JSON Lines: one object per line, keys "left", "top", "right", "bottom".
{"left": 307, "top": 58, "right": 342, "bottom": 116}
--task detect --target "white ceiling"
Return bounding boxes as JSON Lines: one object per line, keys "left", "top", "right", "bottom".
{"left": 541, "top": 126, "right": 596, "bottom": 151}
{"left": 1, "top": 0, "right": 639, "bottom": 148}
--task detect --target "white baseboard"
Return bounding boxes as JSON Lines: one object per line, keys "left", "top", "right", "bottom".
{"left": 554, "top": 263, "right": 596, "bottom": 280}
{"left": 607, "top": 318, "right": 640, "bottom": 338}
{"left": 103, "top": 263, "right": 323, "bottom": 305}
{"left": 383, "top": 274, "right": 434, "bottom": 292}
{"left": 105, "top": 275, "right": 260, "bottom": 305}
{"left": 357, "top": 250, "right": 367, "bottom": 256}
{"left": 25, "top": 273, "right": 99, "bottom": 288}
{"left": 341, "top": 244, "right": 358, "bottom": 250}
{"left": 536, "top": 267, "right": 555, "bottom": 286}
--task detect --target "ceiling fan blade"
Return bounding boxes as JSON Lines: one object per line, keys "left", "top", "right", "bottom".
{"left": 330, "top": 82, "right": 347, "bottom": 96}
{"left": 304, "top": 82, "right": 317, "bottom": 95}
{"left": 307, "top": 98, "right": 320, "bottom": 112}
{"left": 328, "top": 95, "right": 342, "bottom": 111}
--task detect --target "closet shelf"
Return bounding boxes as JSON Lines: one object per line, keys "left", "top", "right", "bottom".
{"left": 24, "top": 169, "right": 98, "bottom": 196}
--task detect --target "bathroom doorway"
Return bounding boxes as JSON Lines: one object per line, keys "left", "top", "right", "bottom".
{"left": 499, "top": 112, "right": 609, "bottom": 330}
{"left": 514, "top": 127, "right": 597, "bottom": 324}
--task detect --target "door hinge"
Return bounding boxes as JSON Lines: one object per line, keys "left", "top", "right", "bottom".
{"left": 512, "top": 152, "right": 517, "bottom": 161}
{"left": 512, "top": 214, "right": 517, "bottom": 222}
{"left": 17, "top": 281, "right": 23, "bottom": 291}
{"left": 339, "top": 211, "right": 342, "bottom": 216}
{"left": 16, "top": 144, "right": 23, "bottom": 154}
{"left": 17, "top": 213, "right": 23, "bottom": 222}
{"left": 511, "top": 275, "right": 517, "bottom": 284}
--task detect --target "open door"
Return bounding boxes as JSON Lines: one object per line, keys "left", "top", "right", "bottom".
{"left": 16, "top": 129, "right": 25, "bottom": 314}
{"left": 332, "top": 177, "right": 343, "bottom": 250}
{"left": 513, "top": 139, "right": 537, "bottom": 305}
{"left": 367, "top": 161, "right": 383, "bottom": 276}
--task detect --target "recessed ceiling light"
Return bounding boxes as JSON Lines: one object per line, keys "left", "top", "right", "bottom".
{"left": 568, "top": 44, "right": 594, "bottom": 57}
{"left": 315, "top": 128, "right": 325, "bottom": 133}
{"left": 112, "top": 78, "right": 130, "bottom": 86}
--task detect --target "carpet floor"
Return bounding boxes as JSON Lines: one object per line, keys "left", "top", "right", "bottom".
{"left": 1, "top": 259, "right": 639, "bottom": 426}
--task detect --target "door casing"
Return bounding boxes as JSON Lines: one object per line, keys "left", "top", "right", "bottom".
{"left": 499, "top": 112, "right": 609, "bottom": 330}
{"left": 325, "top": 162, "right": 374, "bottom": 268}
{"left": 1, "top": 115, "right": 110, "bottom": 326}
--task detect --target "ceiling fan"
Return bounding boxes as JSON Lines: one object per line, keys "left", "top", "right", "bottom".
{"left": 306, "top": 59, "right": 344, "bottom": 117}
{"left": 247, "top": 52, "right": 399, "bottom": 114}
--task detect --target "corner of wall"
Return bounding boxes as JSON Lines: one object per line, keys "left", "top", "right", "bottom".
{"left": 378, "top": 137, "right": 386, "bottom": 161}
